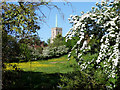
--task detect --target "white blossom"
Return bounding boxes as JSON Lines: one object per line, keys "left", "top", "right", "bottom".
{"left": 65, "top": 1, "right": 119, "bottom": 88}
{"left": 70, "top": 15, "right": 73, "bottom": 18}
{"left": 96, "top": 59, "right": 100, "bottom": 64}
{"left": 68, "top": 18, "right": 71, "bottom": 21}
{"left": 77, "top": 40, "right": 81, "bottom": 44}
{"left": 78, "top": 53, "right": 82, "bottom": 58}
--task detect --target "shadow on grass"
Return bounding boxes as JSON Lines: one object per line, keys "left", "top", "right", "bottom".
{"left": 2, "top": 70, "right": 61, "bottom": 90}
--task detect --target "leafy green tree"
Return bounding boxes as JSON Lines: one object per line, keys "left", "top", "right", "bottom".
{"left": 64, "top": 36, "right": 79, "bottom": 51}
{"left": 49, "top": 34, "right": 64, "bottom": 47}
{"left": 19, "top": 43, "right": 32, "bottom": 62}
{"left": 19, "top": 35, "right": 41, "bottom": 46}
{"left": 2, "top": 2, "right": 40, "bottom": 37}
{"left": 2, "top": 2, "right": 41, "bottom": 62}
{"left": 2, "top": 31, "right": 20, "bottom": 62}
{"left": 47, "top": 38, "right": 51, "bottom": 45}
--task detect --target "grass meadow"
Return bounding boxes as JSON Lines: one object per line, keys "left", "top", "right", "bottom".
{"left": 3, "top": 54, "right": 98, "bottom": 89}
{"left": 3, "top": 55, "right": 79, "bottom": 89}
{"left": 4, "top": 55, "right": 77, "bottom": 73}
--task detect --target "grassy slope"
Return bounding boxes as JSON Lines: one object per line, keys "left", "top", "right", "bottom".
{"left": 3, "top": 55, "right": 78, "bottom": 89}
{"left": 3, "top": 54, "right": 98, "bottom": 89}
{"left": 4, "top": 55, "right": 77, "bottom": 73}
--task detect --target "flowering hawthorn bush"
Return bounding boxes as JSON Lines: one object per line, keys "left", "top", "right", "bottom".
{"left": 66, "top": 1, "right": 120, "bottom": 89}
{"left": 42, "top": 45, "right": 69, "bottom": 58}
{"left": 26, "top": 45, "right": 68, "bottom": 60}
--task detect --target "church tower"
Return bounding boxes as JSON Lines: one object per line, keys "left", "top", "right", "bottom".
{"left": 51, "top": 14, "right": 62, "bottom": 43}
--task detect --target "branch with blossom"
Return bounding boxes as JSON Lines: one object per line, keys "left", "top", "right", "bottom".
{"left": 66, "top": 0, "right": 120, "bottom": 89}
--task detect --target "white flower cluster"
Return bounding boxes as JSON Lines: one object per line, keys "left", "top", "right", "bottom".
{"left": 42, "top": 45, "right": 69, "bottom": 58}
{"left": 95, "top": 0, "right": 119, "bottom": 80}
{"left": 66, "top": 0, "right": 120, "bottom": 87}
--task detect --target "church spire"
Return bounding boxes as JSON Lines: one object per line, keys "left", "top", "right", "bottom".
{"left": 56, "top": 14, "right": 58, "bottom": 27}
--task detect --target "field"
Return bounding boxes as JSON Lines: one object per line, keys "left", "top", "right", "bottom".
{"left": 3, "top": 55, "right": 79, "bottom": 89}
{"left": 4, "top": 55, "right": 78, "bottom": 73}
{"left": 3, "top": 54, "right": 98, "bottom": 89}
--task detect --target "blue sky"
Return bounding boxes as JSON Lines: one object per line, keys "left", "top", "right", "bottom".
{"left": 37, "top": 2, "right": 97, "bottom": 43}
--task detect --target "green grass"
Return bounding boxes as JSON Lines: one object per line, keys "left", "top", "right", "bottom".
{"left": 3, "top": 54, "right": 98, "bottom": 89}
{"left": 4, "top": 55, "right": 78, "bottom": 73}
{"left": 3, "top": 55, "right": 78, "bottom": 89}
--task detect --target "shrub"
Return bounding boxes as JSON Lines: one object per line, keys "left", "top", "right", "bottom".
{"left": 19, "top": 43, "right": 33, "bottom": 62}
{"left": 59, "top": 54, "right": 108, "bottom": 89}
{"left": 66, "top": 1, "right": 120, "bottom": 89}
{"left": 59, "top": 68, "right": 108, "bottom": 89}
{"left": 42, "top": 45, "right": 69, "bottom": 59}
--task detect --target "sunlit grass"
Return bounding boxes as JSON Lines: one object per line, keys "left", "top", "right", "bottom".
{"left": 4, "top": 55, "right": 77, "bottom": 73}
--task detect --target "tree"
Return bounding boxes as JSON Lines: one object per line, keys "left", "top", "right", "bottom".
{"left": 19, "top": 35, "right": 41, "bottom": 46}
{"left": 2, "top": 2, "right": 41, "bottom": 37}
{"left": 2, "top": 2, "right": 41, "bottom": 62}
{"left": 19, "top": 43, "right": 32, "bottom": 62}
{"left": 47, "top": 38, "right": 51, "bottom": 45}
{"left": 49, "top": 34, "right": 65, "bottom": 47}
{"left": 2, "top": 31, "right": 20, "bottom": 62}
{"left": 66, "top": 0, "right": 120, "bottom": 89}
{"left": 64, "top": 36, "right": 79, "bottom": 51}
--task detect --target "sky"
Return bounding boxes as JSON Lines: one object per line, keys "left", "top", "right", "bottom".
{"left": 36, "top": 2, "right": 98, "bottom": 43}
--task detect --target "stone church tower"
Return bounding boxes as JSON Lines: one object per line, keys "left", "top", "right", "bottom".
{"left": 51, "top": 15, "right": 62, "bottom": 43}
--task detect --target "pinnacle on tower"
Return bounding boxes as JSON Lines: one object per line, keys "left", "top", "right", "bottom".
{"left": 56, "top": 14, "right": 58, "bottom": 27}
{"left": 51, "top": 14, "right": 62, "bottom": 43}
